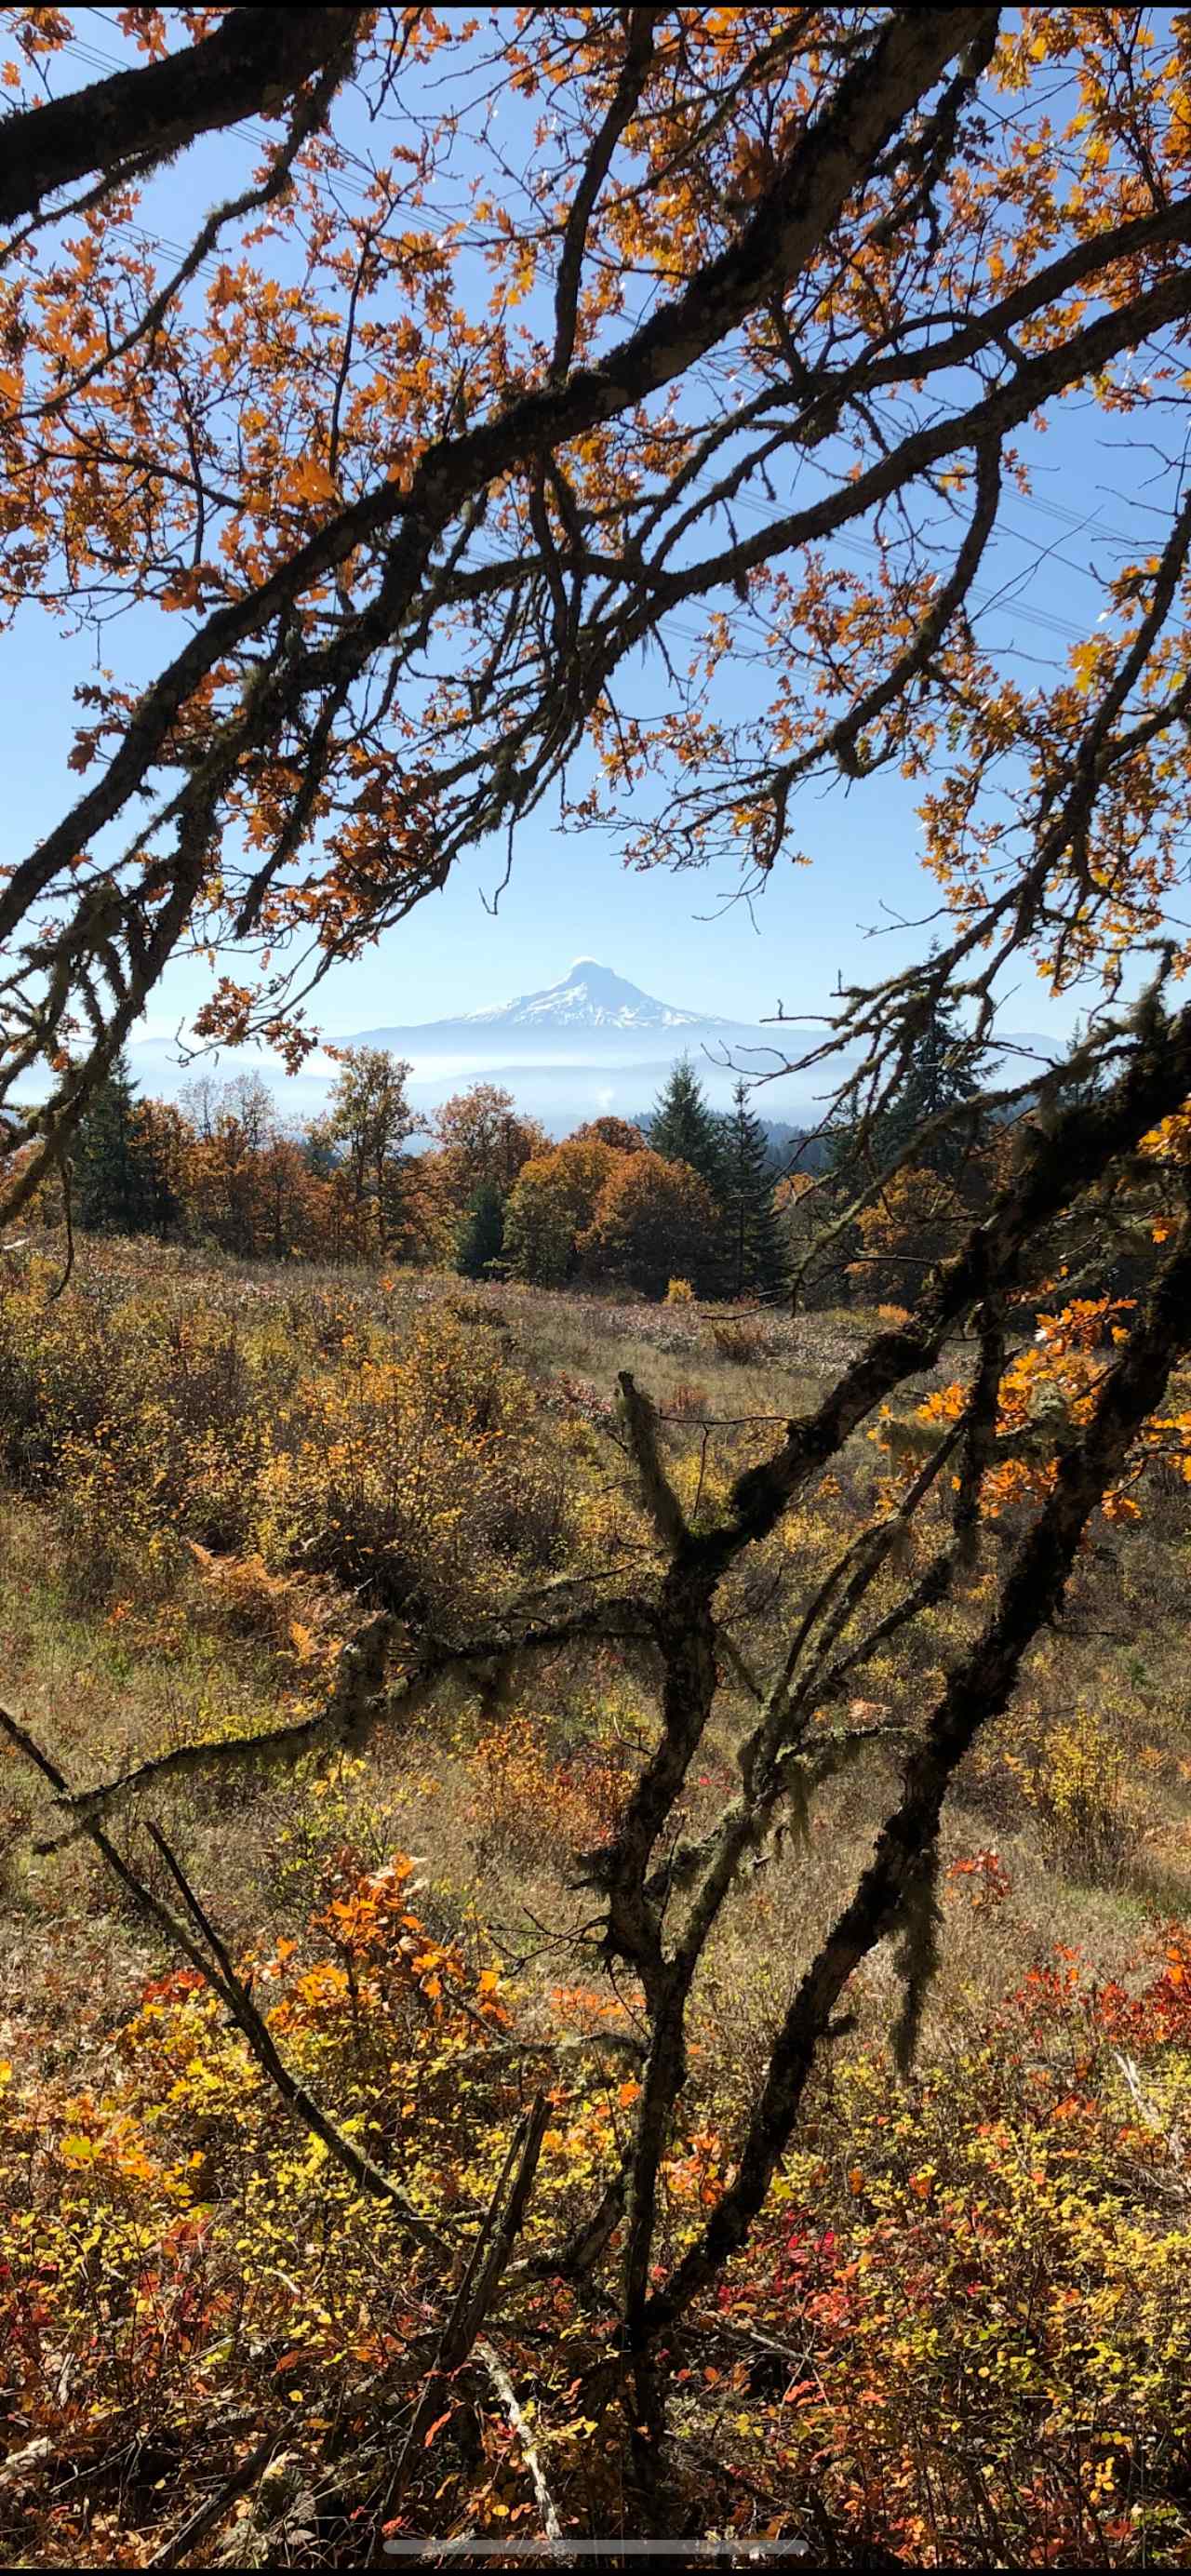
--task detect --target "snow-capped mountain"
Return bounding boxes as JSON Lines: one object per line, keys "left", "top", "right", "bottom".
{"left": 125, "top": 949, "right": 1067, "bottom": 1133}
{"left": 336, "top": 960, "right": 752, "bottom": 1123}
{"left": 456, "top": 960, "right": 729, "bottom": 1033}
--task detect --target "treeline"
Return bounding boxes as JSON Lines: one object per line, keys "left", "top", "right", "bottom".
{"left": 15, "top": 1001, "right": 1081, "bottom": 1307}
{"left": 10, "top": 1050, "right": 789, "bottom": 1301}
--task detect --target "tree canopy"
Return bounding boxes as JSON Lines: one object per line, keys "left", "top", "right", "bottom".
{"left": 71, "top": 1051, "right": 165, "bottom": 1238}
{"left": 3, "top": 8, "right": 1191, "bottom": 1207}
{"left": 832, "top": 989, "right": 989, "bottom": 1182}
{"left": 581, "top": 1144, "right": 720, "bottom": 1297}
{"left": 723, "top": 1076, "right": 786, "bottom": 1301}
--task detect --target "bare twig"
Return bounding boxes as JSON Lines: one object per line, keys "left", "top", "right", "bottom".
{"left": 386, "top": 2094, "right": 552, "bottom": 2503}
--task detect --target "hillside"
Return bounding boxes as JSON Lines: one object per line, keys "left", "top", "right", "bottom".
{"left": 1, "top": 1241, "right": 1189, "bottom": 2565}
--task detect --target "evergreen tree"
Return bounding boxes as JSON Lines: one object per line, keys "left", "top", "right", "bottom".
{"left": 73, "top": 1055, "right": 161, "bottom": 1235}
{"left": 649, "top": 1055, "right": 728, "bottom": 1200}
{"left": 135, "top": 1099, "right": 183, "bottom": 1241}
{"left": 723, "top": 1079, "right": 786, "bottom": 1300}
{"left": 833, "top": 991, "right": 986, "bottom": 1181}
{"left": 456, "top": 1178, "right": 505, "bottom": 1278}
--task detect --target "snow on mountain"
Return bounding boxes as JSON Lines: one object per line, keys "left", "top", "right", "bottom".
{"left": 453, "top": 960, "right": 730, "bottom": 1033}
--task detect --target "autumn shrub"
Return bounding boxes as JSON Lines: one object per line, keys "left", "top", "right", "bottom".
{"left": 6, "top": 1244, "right": 1191, "bottom": 2564}
{"left": 545, "top": 1369, "right": 617, "bottom": 1428}
{"left": 708, "top": 1312, "right": 769, "bottom": 1366}
{"left": 4, "top": 1899, "right": 1191, "bottom": 2567}
{"left": 1005, "top": 1710, "right": 1134, "bottom": 1883}
{"left": 0, "top": 1858, "right": 536, "bottom": 2566}
{"left": 0, "top": 1257, "right": 582, "bottom": 1631}
{"left": 0, "top": 1259, "right": 279, "bottom": 1592}
{"left": 701, "top": 1934, "right": 1191, "bottom": 2568}
{"left": 467, "top": 1713, "right": 632, "bottom": 1866}
{"left": 665, "top": 1378, "right": 713, "bottom": 1420}
{"left": 257, "top": 1306, "right": 572, "bottom": 1620}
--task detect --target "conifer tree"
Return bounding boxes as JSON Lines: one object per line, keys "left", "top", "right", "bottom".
{"left": 649, "top": 1056, "right": 728, "bottom": 1202}
{"left": 73, "top": 1054, "right": 161, "bottom": 1235}
{"left": 834, "top": 991, "right": 986, "bottom": 1181}
{"left": 723, "top": 1079, "right": 786, "bottom": 1300}
{"left": 456, "top": 1179, "right": 505, "bottom": 1279}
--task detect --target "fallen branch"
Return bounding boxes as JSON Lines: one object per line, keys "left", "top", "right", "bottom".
{"left": 475, "top": 2338, "right": 567, "bottom": 2558}
{"left": 147, "top": 2427, "right": 281, "bottom": 2570}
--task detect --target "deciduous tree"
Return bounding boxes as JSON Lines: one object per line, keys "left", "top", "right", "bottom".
{"left": 848, "top": 1161, "right": 967, "bottom": 1307}
{"left": 326, "top": 1046, "right": 420, "bottom": 1257}
{"left": 435, "top": 1085, "right": 548, "bottom": 1206}
{"left": 573, "top": 1116, "right": 648, "bottom": 1155}
{"left": 503, "top": 1136, "right": 625, "bottom": 1288}
{"left": 580, "top": 1147, "right": 720, "bottom": 1299}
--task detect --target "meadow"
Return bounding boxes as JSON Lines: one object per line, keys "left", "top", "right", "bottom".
{"left": 1, "top": 1237, "right": 1190, "bottom": 2567}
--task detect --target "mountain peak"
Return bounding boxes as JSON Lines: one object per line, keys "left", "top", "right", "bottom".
{"left": 458, "top": 962, "right": 728, "bottom": 1033}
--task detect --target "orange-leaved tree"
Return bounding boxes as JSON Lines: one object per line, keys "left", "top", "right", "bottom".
{"left": 580, "top": 1146, "right": 721, "bottom": 1297}
{"left": 503, "top": 1132, "right": 628, "bottom": 1285}
{"left": 435, "top": 1083, "right": 549, "bottom": 1207}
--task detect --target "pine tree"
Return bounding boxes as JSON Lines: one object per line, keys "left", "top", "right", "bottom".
{"left": 73, "top": 1054, "right": 161, "bottom": 1235}
{"left": 649, "top": 1055, "right": 728, "bottom": 1200}
{"left": 723, "top": 1078, "right": 786, "bottom": 1300}
{"left": 456, "top": 1178, "right": 505, "bottom": 1277}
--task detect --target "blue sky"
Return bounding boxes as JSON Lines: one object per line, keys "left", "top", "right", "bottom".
{"left": 6, "top": 414, "right": 1144, "bottom": 1054}
{"left": 3, "top": 15, "right": 1171, "bottom": 1079}
{"left": 3, "top": 573, "right": 1106, "bottom": 1048}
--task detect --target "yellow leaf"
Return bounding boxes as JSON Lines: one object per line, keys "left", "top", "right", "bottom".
{"left": 60, "top": 2133, "right": 97, "bottom": 2166}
